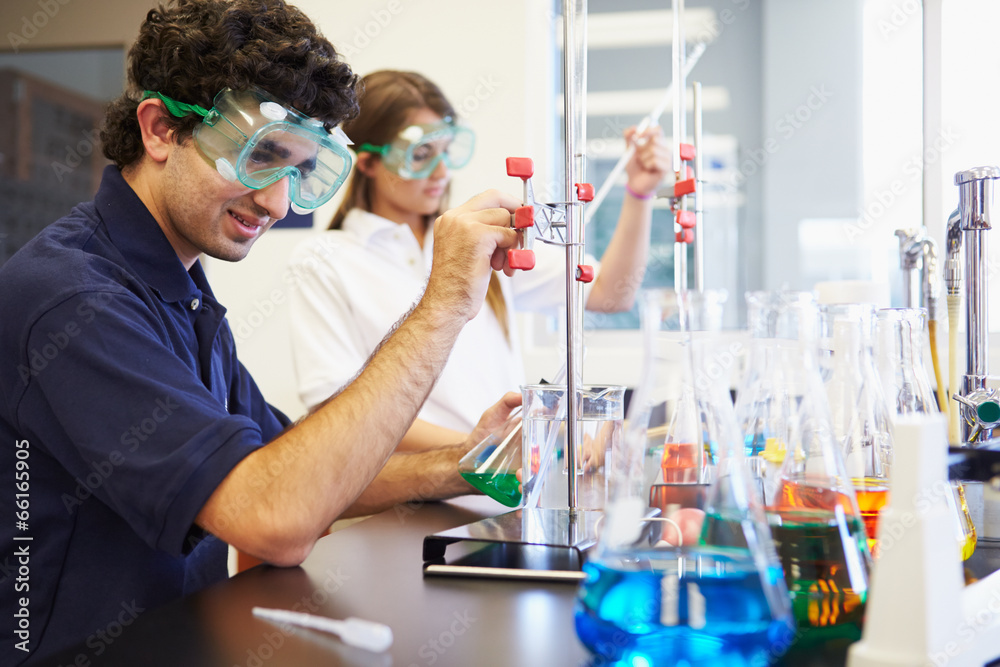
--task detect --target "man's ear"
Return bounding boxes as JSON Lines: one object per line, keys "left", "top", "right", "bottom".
{"left": 355, "top": 152, "right": 380, "bottom": 178}
{"left": 135, "top": 99, "right": 177, "bottom": 164}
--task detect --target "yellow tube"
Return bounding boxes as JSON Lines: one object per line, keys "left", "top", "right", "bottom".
{"left": 948, "top": 294, "right": 962, "bottom": 444}
{"left": 929, "top": 319, "right": 947, "bottom": 415}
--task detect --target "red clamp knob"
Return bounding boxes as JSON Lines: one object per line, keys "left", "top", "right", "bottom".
{"left": 576, "top": 264, "right": 595, "bottom": 283}
{"left": 514, "top": 205, "right": 535, "bottom": 229}
{"left": 675, "top": 229, "right": 694, "bottom": 244}
{"left": 508, "top": 249, "right": 536, "bottom": 270}
{"left": 674, "top": 178, "right": 696, "bottom": 197}
{"left": 506, "top": 157, "right": 534, "bottom": 179}
{"left": 676, "top": 210, "right": 696, "bottom": 229}
{"left": 575, "top": 183, "right": 594, "bottom": 202}
{"left": 679, "top": 143, "right": 696, "bottom": 161}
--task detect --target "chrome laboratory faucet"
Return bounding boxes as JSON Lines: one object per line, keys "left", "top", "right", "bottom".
{"left": 952, "top": 166, "right": 1000, "bottom": 443}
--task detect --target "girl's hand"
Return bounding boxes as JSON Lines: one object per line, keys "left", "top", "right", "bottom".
{"left": 624, "top": 126, "right": 670, "bottom": 197}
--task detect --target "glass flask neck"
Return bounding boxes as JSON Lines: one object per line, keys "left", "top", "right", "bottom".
{"left": 745, "top": 291, "right": 820, "bottom": 341}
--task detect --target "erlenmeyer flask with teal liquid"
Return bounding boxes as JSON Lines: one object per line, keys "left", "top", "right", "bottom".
{"left": 574, "top": 289, "right": 795, "bottom": 666}
{"left": 740, "top": 291, "right": 872, "bottom": 659}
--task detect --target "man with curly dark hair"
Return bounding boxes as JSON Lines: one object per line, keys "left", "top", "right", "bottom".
{"left": 0, "top": 0, "right": 521, "bottom": 662}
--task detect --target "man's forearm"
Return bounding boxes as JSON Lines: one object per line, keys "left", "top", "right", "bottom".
{"left": 341, "top": 444, "right": 474, "bottom": 518}
{"left": 197, "top": 299, "right": 465, "bottom": 564}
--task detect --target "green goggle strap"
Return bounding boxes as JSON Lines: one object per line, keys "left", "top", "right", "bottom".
{"left": 357, "top": 143, "right": 389, "bottom": 156}
{"left": 141, "top": 91, "right": 210, "bottom": 119}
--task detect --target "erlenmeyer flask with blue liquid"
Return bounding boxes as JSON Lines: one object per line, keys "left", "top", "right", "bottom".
{"left": 574, "top": 289, "right": 795, "bottom": 665}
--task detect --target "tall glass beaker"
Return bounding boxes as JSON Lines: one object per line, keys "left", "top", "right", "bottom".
{"left": 736, "top": 291, "right": 871, "bottom": 656}
{"left": 575, "top": 289, "right": 794, "bottom": 666}
{"left": 520, "top": 384, "right": 625, "bottom": 511}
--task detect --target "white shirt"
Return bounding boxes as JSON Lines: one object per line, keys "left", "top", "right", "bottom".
{"left": 288, "top": 208, "right": 593, "bottom": 432}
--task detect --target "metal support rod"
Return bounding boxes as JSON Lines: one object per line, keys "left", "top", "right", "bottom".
{"left": 672, "top": 0, "right": 687, "bottom": 292}
{"left": 671, "top": 0, "right": 683, "bottom": 178}
{"left": 561, "top": 0, "right": 584, "bottom": 510}
{"left": 692, "top": 81, "right": 704, "bottom": 292}
{"left": 923, "top": 0, "right": 944, "bottom": 244}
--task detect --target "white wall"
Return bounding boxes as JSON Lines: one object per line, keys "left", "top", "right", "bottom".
{"left": 203, "top": 0, "right": 555, "bottom": 419}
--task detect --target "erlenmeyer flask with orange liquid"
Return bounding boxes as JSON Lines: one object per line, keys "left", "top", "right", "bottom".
{"left": 575, "top": 289, "right": 795, "bottom": 666}
{"left": 738, "top": 291, "right": 872, "bottom": 659}
{"left": 652, "top": 381, "right": 712, "bottom": 516}
{"left": 641, "top": 290, "right": 727, "bottom": 519}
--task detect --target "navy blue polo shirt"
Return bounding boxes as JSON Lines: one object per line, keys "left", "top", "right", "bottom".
{"left": 0, "top": 166, "right": 291, "bottom": 664}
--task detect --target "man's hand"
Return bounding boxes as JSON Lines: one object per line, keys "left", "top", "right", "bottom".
{"left": 465, "top": 391, "right": 522, "bottom": 452}
{"left": 624, "top": 126, "right": 670, "bottom": 197}
{"left": 425, "top": 190, "right": 521, "bottom": 323}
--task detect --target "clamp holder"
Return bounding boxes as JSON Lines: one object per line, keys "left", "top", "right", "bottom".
{"left": 669, "top": 144, "right": 698, "bottom": 244}
{"left": 505, "top": 156, "right": 593, "bottom": 265}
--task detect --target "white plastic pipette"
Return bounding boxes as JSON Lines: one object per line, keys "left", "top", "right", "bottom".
{"left": 251, "top": 607, "right": 393, "bottom": 652}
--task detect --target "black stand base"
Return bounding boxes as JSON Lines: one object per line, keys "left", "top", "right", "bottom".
{"left": 422, "top": 507, "right": 602, "bottom": 582}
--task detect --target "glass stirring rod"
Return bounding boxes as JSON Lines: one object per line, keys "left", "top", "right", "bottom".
{"left": 252, "top": 607, "right": 393, "bottom": 652}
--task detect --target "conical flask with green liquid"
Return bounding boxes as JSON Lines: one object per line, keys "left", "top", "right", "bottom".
{"left": 457, "top": 408, "right": 523, "bottom": 507}
{"left": 739, "top": 291, "right": 872, "bottom": 660}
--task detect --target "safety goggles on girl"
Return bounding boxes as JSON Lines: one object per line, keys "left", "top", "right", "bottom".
{"left": 142, "top": 87, "right": 353, "bottom": 210}
{"left": 358, "top": 119, "right": 475, "bottom": 180}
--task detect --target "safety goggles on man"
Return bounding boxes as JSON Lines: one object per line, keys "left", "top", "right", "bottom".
{"left": 358, "top": 119, "right": 474, "bottom": 180}
{"left": 142, "top": 87, "right": 353, "bottom": 210}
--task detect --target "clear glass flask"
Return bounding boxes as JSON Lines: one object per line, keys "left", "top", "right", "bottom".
{"left": 874, "top": 307, "right": 977, "bottom": 561}
{"left": 875, "top": 308, "right": 936, "bottom": 415}
{"left": 575, "top": 289, "right": 795, "bottom": 666}
{"left": 820, "top": 303, "right": 893, "bottom": 480}
{"left": 736, "top": 291, "right": 871, "bottom": 656}
{"left": 819, "top": 303, "right": 894, "bottom": 557}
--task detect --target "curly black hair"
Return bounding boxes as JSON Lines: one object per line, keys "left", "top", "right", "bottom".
{"left": 102, "top": 0, "right": 359, "bottom": 169}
